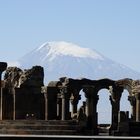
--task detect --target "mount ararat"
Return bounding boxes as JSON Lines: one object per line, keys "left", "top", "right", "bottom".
{"left": 17, "top": 41, "right": 140, "bottom": 83}
{"left": 9, "top": 41, "right": 140, "bottom": 123}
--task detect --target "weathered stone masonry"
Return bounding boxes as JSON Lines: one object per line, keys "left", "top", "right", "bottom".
{"left": 1, "top": 62, "right": 140, "bottom": 136}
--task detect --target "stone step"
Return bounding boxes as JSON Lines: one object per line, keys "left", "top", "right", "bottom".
{"left": 0, "top": 120, "right": 82, "bottom": 135}
{"left": 0, "top": 120, "right": 78, "bottom": 125}
{"left": 0, "top": 129, "right": 80, "bottom": 135}
{"left": 0, "top": 124, "right": 80, "bottom": 130}
{"left": 0, "top": 120, "right": 80, "bottom": 131}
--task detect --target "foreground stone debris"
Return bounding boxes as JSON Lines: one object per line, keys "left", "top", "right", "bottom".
{"left": 0, "top": 62, "right": 140, "bottom": 136}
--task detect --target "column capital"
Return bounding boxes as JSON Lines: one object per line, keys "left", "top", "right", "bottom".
{"left": 70, "top": 94, "right": 81, "bottom": 104}
{"left": 109, "top": 95, "right": 120, "bottom": 105}
{"left": 135, "top": 92, "right": 140, "bottom": 100}
{"left": 41, "top": 86, "right": 47, "bottom": 94}
{"left": 60, "top": 86, "right": 71, "bottom": 99}
{"left": 128, "top": 95, "right": 136, "bottom": 106}
{"left": 83, "top": 86, "right": 98, "bottom": 98}
{"left": 109, "top": 86, "right": 123, "bottom": 102}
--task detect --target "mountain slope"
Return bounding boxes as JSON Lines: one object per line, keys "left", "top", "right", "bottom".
{"left": 18, "top": 41, "right": 140, "bottom": 83}
{"left": 18, "top": 41, "right": 140, "bottom": 123}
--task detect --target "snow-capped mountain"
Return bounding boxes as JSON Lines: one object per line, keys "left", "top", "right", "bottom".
{"left": 17, "top": 41, "right": 139, "bottom": 123}
{"left": 18, "top": 41, "right": 140, "bottom": 83}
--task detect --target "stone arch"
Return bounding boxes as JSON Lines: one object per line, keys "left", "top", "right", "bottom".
{"left": 61, "top": 78, "right": 119, "bottom": 134}
{"left": 115, "top": 78, "right": 136, "bottom": 121}
{"left": 91, "top": 79, "right": 120, "bottom": 133}
{"left": 57, "top": 77, "right": 128, "bottom": 135}
{"left": 115, "top": 78, "right": 133, "bottom": 95}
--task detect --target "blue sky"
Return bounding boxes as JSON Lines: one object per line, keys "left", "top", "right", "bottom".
{"left": 0, "top": 0, "right": 140, "bottom": 72}
{"left": 0, "top": 0, "right": 139, "bottom": 123}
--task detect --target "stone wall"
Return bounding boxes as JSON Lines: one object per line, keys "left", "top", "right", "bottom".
{"left": 3, "top": 66, "right": 45, "bottom": 120}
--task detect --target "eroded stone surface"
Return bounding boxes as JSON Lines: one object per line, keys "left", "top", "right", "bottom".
{"left": 1, "top": 62, "right": 140, "bottom": 136}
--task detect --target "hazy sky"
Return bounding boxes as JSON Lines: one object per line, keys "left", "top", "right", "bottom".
{"left": 0, "top": 0, "right": 140, "bottom": 72}
{"left": 1, "top": 0, "right": 139, "bottom": 123}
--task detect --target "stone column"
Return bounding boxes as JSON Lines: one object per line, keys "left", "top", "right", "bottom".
{"left": 61, "top": 87, "right": 70, "bottom": 120}
{"left": 61, "top": 93, "right": 65, "bottom": 120}
{"left": 41, "top": 87, "right": 48, "bottom": 120}
{"left": 135, "top": 93, "right": 140, "bottom": 122}
{"left": 109, "top": 96, "right": 120, "bottom": 131}
{"left": 57, "top": 98, "right": 62, "bottom": 119}
{"left": 109, "top": 87, "right": 122, "bottom": 132}
{"left": 0, "top": 80, "right": 3, "bottom": 120}
{"left": 128, "top": 95, "right": 136, "bottom": 121}
{"left": 43, "top": 86, "right": 58, "bottom": 120}
{"left": 110, "top": 91, "right": 122, "bottom": 130}
{"left": 12, "top": 87, "right": 16, "bottom": 120}
{"left": 83, "top": 86, "right": 99, "bottom": 135}
{"left": 43, "top": 92, "right": 48, "bottom": 120}
{"left": 42, "top": 86, "right": 53, "bottom": 120}
{"left": 42, "top": 86, "right": 58, "bottom": 120}
{"left": 0, "top": 62, "right": 7, "bottom": 120}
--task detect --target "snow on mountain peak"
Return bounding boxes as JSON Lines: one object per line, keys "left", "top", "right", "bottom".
{"left": 36, "top": 41, "right": 104, "bottom": 60}
{"left": 18, "top": 41, "right": 140, "bottom": 124}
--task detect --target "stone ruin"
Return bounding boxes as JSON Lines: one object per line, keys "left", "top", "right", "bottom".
{"left": 1, "top": 62, "right": 140, "bottom": 136}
